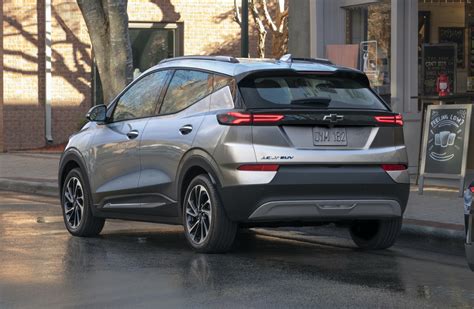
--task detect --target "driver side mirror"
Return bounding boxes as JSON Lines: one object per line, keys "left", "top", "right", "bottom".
{"left": 86, "top": 104, "right": 107, "bottom": 123}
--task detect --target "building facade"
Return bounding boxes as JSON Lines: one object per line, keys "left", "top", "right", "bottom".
{"left": 289, "top": 0, "right": 474, "bottom": 174}
{"left": 0, "top": 0, "right": 267, "bottom": 152}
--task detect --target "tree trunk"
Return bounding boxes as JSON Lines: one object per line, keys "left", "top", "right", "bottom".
{"left": 77, "top": 0, "right": 133, "bottom": 104}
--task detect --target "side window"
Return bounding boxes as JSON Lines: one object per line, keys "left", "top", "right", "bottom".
{"left": 113, "top": 71, "right": 168, "bottom": 122}
{"left": 214, "top": 74, "right": 236, "bottom": 97}
{"left": 160, "top": 70, "right": 213, "bottom": 114}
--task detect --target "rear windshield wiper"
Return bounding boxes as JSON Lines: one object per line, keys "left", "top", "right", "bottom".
{"left": 290, "top": 97, "right": 331, "bottom": 107}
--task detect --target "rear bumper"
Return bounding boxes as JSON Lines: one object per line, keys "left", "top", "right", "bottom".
{"left": 219, "top": 165, "right": 410, "bottom": 223}
{"left": 248, "top": 199, "right": 401, "bottom": 221}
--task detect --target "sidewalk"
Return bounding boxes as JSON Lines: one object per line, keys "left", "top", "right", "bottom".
{"left": 0, "top": 152, "right": 466, "bottom": 243}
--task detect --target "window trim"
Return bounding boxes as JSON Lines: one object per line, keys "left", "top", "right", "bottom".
{"left": 107, "top": 69, "right": 172, "bottom": 124}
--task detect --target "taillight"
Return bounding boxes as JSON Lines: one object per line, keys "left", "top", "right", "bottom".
{"left": 470, "top": 186, "right": 474, "bottom": 193}
{"left": 237, "top": 164, "right": 280, "bottom": 171}
{"left": 217, "top": 112, "right": 284, "bottom": 125}
{"left": 381, "top": 164, "right": 407, "bottom": 171}
{"left": 374, "top": 114, "right": 403, "bottom": 126}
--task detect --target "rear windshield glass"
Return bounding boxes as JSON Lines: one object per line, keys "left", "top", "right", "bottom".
{"left": 238, "top": 74, "right": 388, "bottom": 110}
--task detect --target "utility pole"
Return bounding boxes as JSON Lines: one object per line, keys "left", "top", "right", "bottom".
{"left": 241, "top": 0, "right": 249, "bottom": 57}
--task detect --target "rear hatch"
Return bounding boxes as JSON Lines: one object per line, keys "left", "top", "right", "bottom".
{"left": 235, "top": 70, "right": 406, "bottom": 165}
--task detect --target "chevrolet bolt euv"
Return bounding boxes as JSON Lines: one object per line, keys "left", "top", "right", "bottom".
{"left": 59, "top": 55, "right": 409, "bottom": 253}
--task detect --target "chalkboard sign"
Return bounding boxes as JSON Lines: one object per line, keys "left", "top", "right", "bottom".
{"left": 439, "top": 27, "right": 465, "bottom": 68}
{"left": 422, "top": 44, "right": 457, "bottom": 95}
{"left": 419, "top": 105, "right": 472, "bottom": 195}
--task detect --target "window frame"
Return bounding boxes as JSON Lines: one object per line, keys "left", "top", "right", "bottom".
{"left": 107, "top": 69, "right": 173, "bottom": 124}
{"left": 157, "top": 68, "right": 234, "bottom": 116}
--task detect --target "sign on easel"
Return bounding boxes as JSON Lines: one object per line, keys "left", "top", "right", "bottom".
{"left": 419, "top": 104, "right": 472, "bottom": 195}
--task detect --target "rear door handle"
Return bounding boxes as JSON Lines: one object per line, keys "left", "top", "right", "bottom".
{"left": 126, "top": 129, "right": 139, "bottom": 139}
{"left": 179, "top": 125, "right": 193, "bottom": 135}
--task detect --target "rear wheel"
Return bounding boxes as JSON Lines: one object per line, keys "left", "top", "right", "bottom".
{"left": 61, "top": 168, "right": 105, "bottom": 237}
{"left": 183, "top": 174, "right": 237, "bottom": 253}
{"left": 349, "top": 218, "right": 402, "bottom": 250}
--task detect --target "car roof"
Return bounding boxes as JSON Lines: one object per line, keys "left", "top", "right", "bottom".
{"left": 144, "top": 56, "right": 362, "bottom": 79}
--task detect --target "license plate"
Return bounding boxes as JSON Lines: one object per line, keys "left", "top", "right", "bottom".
{"left": 313, "top": 127, "right": 347, "bottom": 146}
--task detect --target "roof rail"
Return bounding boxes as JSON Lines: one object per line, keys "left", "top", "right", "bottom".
{"left": 160, "top": 55, "right": 240, "bottom": 64}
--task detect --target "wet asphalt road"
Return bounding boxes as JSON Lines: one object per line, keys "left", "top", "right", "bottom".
{"left": 1, "top": 191, "right": 473, "bottom": 308}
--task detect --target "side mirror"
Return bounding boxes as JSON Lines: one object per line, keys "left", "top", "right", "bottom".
{"left": 86, "top": 104, "right": 107, "bottom": 123}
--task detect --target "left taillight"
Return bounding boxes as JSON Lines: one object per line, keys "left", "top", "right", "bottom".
{"left": 217, "top": 112, "right": 284, "bottom": 125}
{"left": 374, "top": 114, "right": 403, "bottom": 126}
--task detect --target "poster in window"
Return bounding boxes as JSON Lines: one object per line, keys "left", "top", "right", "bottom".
{"left": 439, "top": 27, "right": 465, "bottom": 68}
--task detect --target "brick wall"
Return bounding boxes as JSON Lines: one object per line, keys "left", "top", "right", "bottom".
{"left": 2, "top": 0, "right": 272, "bottom": 151}
{"left": 3, "top": 0, "right": 45, "bottom": 150}
{"left": 0, "top": 0, "right": 4, "bottom": 152}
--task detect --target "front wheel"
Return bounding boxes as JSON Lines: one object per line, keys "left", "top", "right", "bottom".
{"left": 349, "top": 217, "right": 402, "bottom": 250}
{"left": 61, "top": 168, "right": 105, "bottom": 237}
{"left": 183, "top": 174, "right": 237, "bottom": 253}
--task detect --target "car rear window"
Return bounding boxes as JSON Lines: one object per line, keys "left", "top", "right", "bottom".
{"left": 238, "top": 73, "right": 388, "bottom": 110}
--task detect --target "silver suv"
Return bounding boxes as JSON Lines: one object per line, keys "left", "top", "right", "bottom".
{"left": 59, "top": 55, "right": 409, "bottom": 253}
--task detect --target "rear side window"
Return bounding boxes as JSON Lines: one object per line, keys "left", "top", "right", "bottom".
{"left": 214, "top": 75, "right": 236, "bottom": 95}
{"left": 160, "top": 70, "right": 213, "bottom": 114}
{"left": 239, "top": 73, "right": 388, "bottom": 111}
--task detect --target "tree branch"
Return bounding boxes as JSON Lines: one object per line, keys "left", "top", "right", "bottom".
{"left": 233, "top": 0, "right": 242, "bottom": 26}
{"left": 259, "top": 0, "right": 277, "bottom": 32}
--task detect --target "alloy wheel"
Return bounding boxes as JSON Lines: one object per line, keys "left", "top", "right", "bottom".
{"left": 185, "top": 184, "right": 212, "bottom": 244}
{"left": 63, "top": 177, "right": 85, "bottom": 229}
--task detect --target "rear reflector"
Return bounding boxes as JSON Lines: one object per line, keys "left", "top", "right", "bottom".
{"left": 374, "top": 114, "right": 403, "bottom": 126}
{"left": 217, "top": 112, "right": 284, "bottom": 125}
{"left": 381, "top": 164, "right": 407, "bottom": 171}
{"left": 237, "top": 164, "right": 280, "bottom": 171}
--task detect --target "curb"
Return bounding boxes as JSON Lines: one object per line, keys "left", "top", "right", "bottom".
{"left": 255, "top": 221, "right": 465, "bottom": 249}
{"left": 401, "top": 222, "right": 464, "bottom": 243}
{"left": 0, "top": 178, "right": 58, "bottom": 197}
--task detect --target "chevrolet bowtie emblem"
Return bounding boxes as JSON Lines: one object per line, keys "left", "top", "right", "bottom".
{"left": 323, "top": 114, "right": 344, "bottom": 123}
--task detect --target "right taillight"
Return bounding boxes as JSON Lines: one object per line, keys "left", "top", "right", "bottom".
{"left": 374, "top": 114, "right": 403, "bottom": 126}
{"left": 217, "top": 112, "right": 284, "bottom": 125}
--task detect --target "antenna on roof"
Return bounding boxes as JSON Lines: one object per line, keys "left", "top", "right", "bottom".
{"left": 279, "top": 54, "right": 293, "bottom": 67}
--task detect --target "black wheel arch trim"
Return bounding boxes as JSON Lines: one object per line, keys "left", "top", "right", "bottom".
{"left": 58, "top": 148, "right": 95, "bottom": 210}
{"left": 176, "top": 149, "right": 224, "bottom": 218}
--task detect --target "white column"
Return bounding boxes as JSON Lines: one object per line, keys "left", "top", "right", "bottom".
{"left": 45, "top": 0, "right": 53, "bottom": 143}
{"left": 310, "top": 0, "right": 325, "bottom": 58}
{"left": 391, "top": 0, "right": 421, "bottom": 173}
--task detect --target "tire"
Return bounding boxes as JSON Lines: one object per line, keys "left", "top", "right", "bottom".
{"left": 61, "top": 168, "right": 105, "bottom": 237}
{"left": 183, "top": 174, "right": 237, "bottom": 253}
{"left": 349, "top": 217, "right": 402, "bottom": 250}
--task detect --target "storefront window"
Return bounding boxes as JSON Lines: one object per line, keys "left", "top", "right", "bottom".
{"left": 93, "top": 24, "right": 181, "bottom": 105}
{"left": 345, "top": 1, "right": 391, "bottom": 102}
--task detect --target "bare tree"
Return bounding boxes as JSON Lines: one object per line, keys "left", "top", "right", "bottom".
{"left": 233, "top": 0, "right": 288, "bottom": 58}
{"left": 76, "top": 0, "right": 133, "bottom": 104}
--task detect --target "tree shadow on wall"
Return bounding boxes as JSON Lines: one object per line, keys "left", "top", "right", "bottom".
{"left": 2, "top": 3, "right": 93, "bottom": 149}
